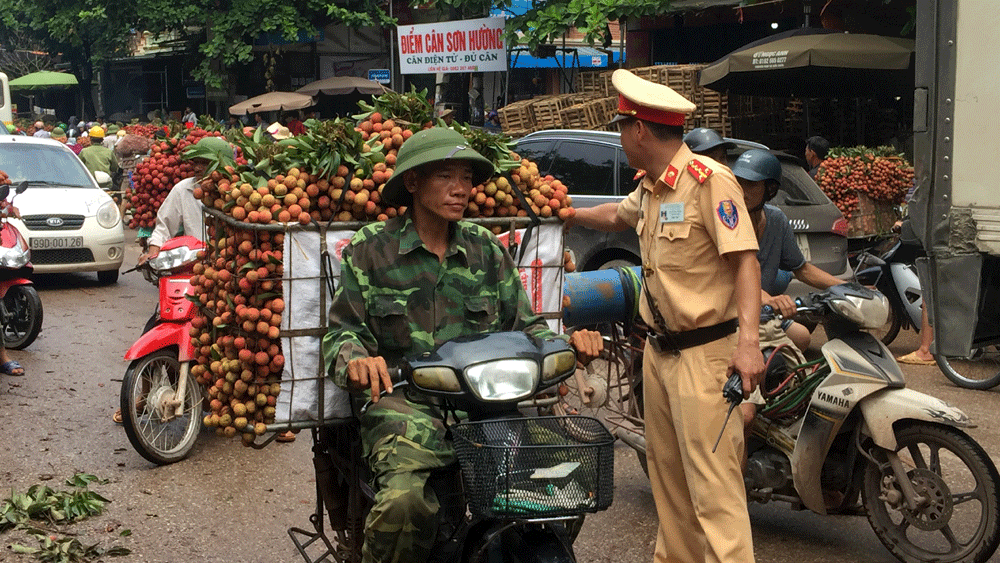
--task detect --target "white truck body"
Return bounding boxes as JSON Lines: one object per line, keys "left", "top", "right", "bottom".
{"left": 911, "top": 0, "right": 1000, "bottom": 355}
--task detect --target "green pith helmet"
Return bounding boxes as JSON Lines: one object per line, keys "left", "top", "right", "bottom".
{"left": 182, "top": 136, "right": 235, "bottom": 166}
{"left": 381, "top": 127, "right": 495, "bottom": 207}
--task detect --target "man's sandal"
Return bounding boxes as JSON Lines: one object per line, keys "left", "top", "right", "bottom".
{"left": 0, "top": 360, "right": 24, "bottom": 376}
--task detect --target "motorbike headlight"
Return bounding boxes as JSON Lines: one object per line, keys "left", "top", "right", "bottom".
{"left": 464, "top": 359, "right": 539, "bottom": 402}
{"left": 150, "top": 245, "right": 200, "bottom": 273}
{"left": 829, "top": 293, "right": 889, "bottom": 329}
{"left": 411, "top": 366, "right": 462, "bottom": 393}
{"left": 96, "top": 200, "right": 120, "bottom": 229}
{"left": 0, "top": 246, "right": 28, "bottom": 269}
{"left": 542, "top": 349, "right": 576, "bottom": 383}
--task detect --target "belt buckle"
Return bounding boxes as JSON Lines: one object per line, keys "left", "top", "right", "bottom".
{"left": 652, "top": 333, "right": 680, "bottom": 357}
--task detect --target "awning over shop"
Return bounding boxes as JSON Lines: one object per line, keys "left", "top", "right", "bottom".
{"left": 510, "top": 47, "right": 622, "bottom": 69}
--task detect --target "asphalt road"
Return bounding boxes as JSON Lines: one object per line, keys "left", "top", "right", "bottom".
{"left": 2, "top": 231, "right": 999, "bottom": 562}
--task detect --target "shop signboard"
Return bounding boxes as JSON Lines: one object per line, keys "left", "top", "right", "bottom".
{"left": 397, "top": 17, "right": 506, "bottom": 75}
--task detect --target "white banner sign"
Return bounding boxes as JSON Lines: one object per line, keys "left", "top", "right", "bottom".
{"left": 397, "top": 17, "right": 506, "bottom": 75}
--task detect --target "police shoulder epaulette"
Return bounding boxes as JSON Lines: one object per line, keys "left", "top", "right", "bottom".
{"left": 686, "top": 159, "right": 713, "bottom": 184}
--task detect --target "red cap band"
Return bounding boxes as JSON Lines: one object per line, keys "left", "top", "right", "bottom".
{"left": 616, "top": 94, "right": 687, "bottom": 127}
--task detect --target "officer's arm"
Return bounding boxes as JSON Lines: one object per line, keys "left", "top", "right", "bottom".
{"left": 567, "top": 202, "right": 630, "bottom": 232}
{"left": 729, "top": 249, "right": 765, "bottom": 397}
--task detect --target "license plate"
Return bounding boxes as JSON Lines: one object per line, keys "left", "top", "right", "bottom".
{"left": 795, "top": 234, "right": 811, "bottom": 262}
{"left": 30, "top": 237, "right": 84, "bottom": 250}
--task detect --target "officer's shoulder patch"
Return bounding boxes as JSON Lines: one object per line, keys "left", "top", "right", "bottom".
{"left": 687, "top": 159, "right": 713, "bottom": 184}
{"left": 663, "top": 165, "right": 679, "bottom": 187}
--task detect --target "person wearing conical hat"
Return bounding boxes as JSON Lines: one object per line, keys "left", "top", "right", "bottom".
{"left": 569, "top": 69, "right": 763, "bottom": 563}
{"left": 322, "top": 127, "right": 603, "bottom": 563}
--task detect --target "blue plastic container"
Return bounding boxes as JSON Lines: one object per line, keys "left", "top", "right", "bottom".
{"left": 562, "top": 266, "right": 642, "bottom": 327}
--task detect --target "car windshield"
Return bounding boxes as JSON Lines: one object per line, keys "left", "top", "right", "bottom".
{"left": 0, "top": 143, "right": 95, "bottom": 187}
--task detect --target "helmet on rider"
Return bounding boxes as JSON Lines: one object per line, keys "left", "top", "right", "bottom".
{"left": 731, "top": 149, "right": 782, "bottom": 212}
{"left": 683, "top": 128, "right": 735, "bottom": 163}
{"left": 88, "top": 125, "right": 105, "bottom": 139}
{"left": 381, "top": 127, "right": 494, "bottom": 207}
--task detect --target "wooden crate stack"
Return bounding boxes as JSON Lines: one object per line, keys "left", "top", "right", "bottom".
{"left": 530, "top": 94, "right": 575, "bottom": 130}
{"left": 498, "top": 100, "right": 536, "bottom": 137}
{"left": 558, "top": 104, "right": 591, "bottom": 129}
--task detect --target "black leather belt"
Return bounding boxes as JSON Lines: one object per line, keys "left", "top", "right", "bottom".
{"left": 647, "top": 318, "right": 739, "bottom": 355}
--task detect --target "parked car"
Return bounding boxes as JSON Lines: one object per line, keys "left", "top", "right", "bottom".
{"left": 0, "top": 136, "right": 125, "bottom": 283}
{"left": 512, "top": 129, "right": 850, "bottom": 283}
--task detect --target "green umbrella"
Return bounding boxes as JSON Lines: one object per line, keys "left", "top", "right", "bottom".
{"left": 9, "top": 71, "right": 79, "bottom": 91}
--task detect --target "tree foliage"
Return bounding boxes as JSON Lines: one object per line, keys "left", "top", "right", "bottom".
{"left": 137, "top": 0, "right": 392, "bottom": 88}
{"left": 0, "top": 0, "right": 137, "bottom": 117}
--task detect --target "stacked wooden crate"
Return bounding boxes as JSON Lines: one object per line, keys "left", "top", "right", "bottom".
{"left": 530, "top": 94, "right": 576, "bottom": 129}
{"left": 498, "top": 100, "right": 536, "bottom": 138}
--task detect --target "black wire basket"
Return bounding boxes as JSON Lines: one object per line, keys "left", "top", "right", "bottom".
{"left": 451, "top": 416, "right": 614, "bottom": 518}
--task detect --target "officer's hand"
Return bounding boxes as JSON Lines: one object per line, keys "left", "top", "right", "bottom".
{"left": 569, "top": 329, "right": 603, "bottom": 366}
{"left": 346, "top": 356, "right": 393, "bottom": 403}
{"left": 729, "top": 341, "right": 764, "bottom": 399}
{"left": 763, "top": 294, "right": 797, "bottom": 319}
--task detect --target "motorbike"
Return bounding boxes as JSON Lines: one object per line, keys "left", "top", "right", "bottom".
{"left": 120, "top": 234, "right": 206, "bottom": 465}
{"left": 0, "top": 181, "right": 42, "bottom": 350}
{"left": 854, "top": 225, "right": 1000, "bottom": 390}
{"left": 562, "top": 267, "right": 1000, "bottom": 563}
{"left": 290, "top": 332, "right": 615, "bottom": 563}
{"left": 744, "top": 284, "right": 1000, "bottom": 563}
{"left": 853, "top": 232, "right": 924, "bottom": 346}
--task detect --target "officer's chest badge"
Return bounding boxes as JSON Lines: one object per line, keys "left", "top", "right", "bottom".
{"left": 717, "top": 200, "right": 739, "bottom": 229}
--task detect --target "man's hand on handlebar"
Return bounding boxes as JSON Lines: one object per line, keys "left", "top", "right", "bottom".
{"left": 347, "top": 356, "right": 393, "bottom": 403}
{"left": 569, "top": 329, "right": 603, "bottom": 366}
{"left": 138, "top": 246, "right": 160, "bottom": 266}
{"left": 763, "top": 293, "right": 797, "bottom": 320}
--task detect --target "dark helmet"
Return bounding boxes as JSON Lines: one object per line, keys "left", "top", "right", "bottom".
{"left": 731, "top": 149, "right": 782, "bottom": 204}
{"left": 683, "top": 127, "right": 736, "bottom": 155}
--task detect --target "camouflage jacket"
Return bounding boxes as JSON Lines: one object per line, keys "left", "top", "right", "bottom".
{"left": 323, "top": 212, "right": 556, "bottom": 389}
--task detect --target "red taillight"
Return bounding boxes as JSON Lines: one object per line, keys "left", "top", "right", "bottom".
{"left": 832, "top": 217, "right": 849, "bottom": 237}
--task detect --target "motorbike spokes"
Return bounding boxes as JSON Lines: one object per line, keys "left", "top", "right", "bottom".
{"left": 863, "top": 422, "right": 1000, "bottom": 563}
{"left": 121, "top": 351, "right": 202, "bottom": 465}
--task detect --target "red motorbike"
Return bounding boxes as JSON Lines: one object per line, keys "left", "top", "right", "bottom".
{"left": 120, "top": 235, "right": 205, "bottom": 464}
{"left": 0, "top": 182, "right": 42, "bottom": 350}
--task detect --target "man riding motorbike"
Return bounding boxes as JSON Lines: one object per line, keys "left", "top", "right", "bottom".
{"left": 731, "top": 149, "right": 843, "bottom": 428}
{"left": 321, "top": 127, "right": 603, "bottom": 563}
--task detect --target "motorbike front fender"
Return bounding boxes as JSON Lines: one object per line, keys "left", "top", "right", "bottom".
{"left": 859, "top": 387, "right": 973, "bottom": 451}
{"left": 125, "top": 321, "right": 196, "bottom": 362}
{"left": 0, "top": 278, "right": 33, "bottom": 299}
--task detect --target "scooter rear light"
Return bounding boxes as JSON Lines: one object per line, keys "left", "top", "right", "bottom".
{"left": 832, "top": 217, "right": 849, "bottom": 237}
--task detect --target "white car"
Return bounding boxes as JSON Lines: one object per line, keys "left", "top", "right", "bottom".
{"left": 0, "top": 136, "right": 125, "bottom": 283}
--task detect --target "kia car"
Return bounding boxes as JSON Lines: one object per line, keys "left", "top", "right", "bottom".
{"left": 0, "top": 136, "right": 125, "bottom": 283}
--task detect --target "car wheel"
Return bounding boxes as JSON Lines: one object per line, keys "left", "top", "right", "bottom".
{"left": 98, "top": 269, "right": 120, "bottom": 284}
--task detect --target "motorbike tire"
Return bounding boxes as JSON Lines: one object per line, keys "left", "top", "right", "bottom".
{"left": 121, "top": 350, "right": 202, "bottom": 465}
{"left": 872, "top": 299, "right": 903, "bottom": 346}
{"left": 935, "top": 346, "right": 1000, "bottom": 390}
{"left": 2, "top": 285, "right": 42, "bottom": 350}
{"left": 862, "top": 421, "right": 1000, "bottom": 563}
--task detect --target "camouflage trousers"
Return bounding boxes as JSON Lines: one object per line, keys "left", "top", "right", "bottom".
{"left": 358, "top": 389, "right": 455, "bottom": 563}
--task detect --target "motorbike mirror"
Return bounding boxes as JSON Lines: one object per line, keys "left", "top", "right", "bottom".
{"left": 14, "top": 181, "right": 27, "bottom": 195}
{"left": 0, "top": 184, "right": 9, "bottom": 200}
{"left": 93, "top": 170, "right": 112, "bottom": 186}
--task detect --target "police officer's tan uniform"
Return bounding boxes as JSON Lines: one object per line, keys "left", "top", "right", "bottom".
{"left": 612, "top": 69, "right": 759, "bottom": 563}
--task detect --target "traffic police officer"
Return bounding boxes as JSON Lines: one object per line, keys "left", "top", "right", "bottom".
{"left": 569, "top": 69, "right": 765, "bottom": 563}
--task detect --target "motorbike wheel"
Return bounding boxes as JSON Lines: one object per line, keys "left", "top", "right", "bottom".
{"left": 121, "top": 350, "right": 201, "bottom": 465}
{"left": 871, "top": 299, "right": 903, "bottom": 346}
{"left": 2, "top": 285, "right": 43, "bottom": 350}
{"left": 935, "top": 346, "right": 1000, "bottom": 390}
{"left": 862, "top": 422, "right": 1000, "bottom": 563}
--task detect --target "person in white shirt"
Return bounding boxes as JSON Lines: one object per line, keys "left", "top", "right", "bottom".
{"left": 182, "top": 107, "right": 197, "bottom": 126}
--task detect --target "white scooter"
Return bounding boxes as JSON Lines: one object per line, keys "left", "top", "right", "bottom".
{"left": 744, "top": 284, "right": 1000, "bottom": 563}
